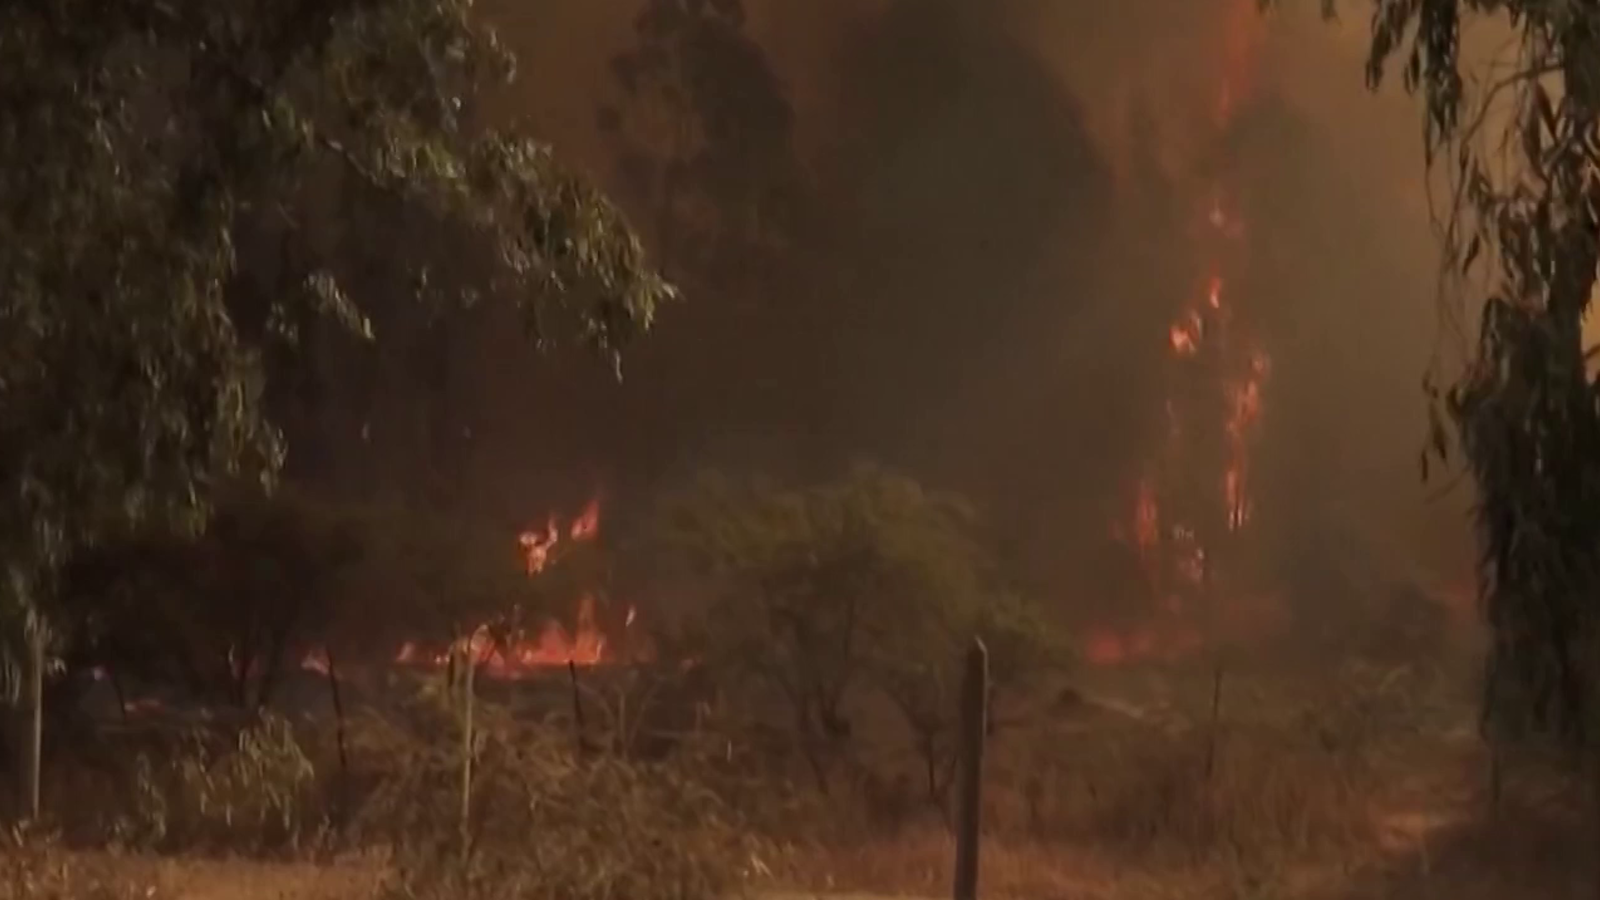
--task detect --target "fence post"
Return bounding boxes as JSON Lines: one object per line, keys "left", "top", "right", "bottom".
{"left": 952, "top": 636, "right": 988, "bottom": 900}
{"left": 18, "top": 622, "right": 44, "bottom": 821}
{"left": 455, "top": 635, "right": 476, "bottom": 857}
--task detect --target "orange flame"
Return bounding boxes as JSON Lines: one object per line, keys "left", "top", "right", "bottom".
{"left": 301, "top": 648, "right": 331, "bottom": 676}
{"left": 375, "top": 495, "right": 638, "bottom": 678}
{"left": 447, "top": 593, "right": 631, "bottom": 678}
{"left": 1168, "top": 310, "right": 1203, "bottom": 356}
{"left": 1094, "top": 0, "right": 1272, "bottom": 665}
{"left": 1084, "top": 624, "right": 1204, "bottom": 667}
{"left": 1133, "top": 476, "right": 1160, "bottom": 561}
{"left": 570, "top": 496, "right": 601, "bottom": 541}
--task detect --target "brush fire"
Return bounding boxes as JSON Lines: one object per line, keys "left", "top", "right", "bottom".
{"left": 1091, "top": 0, "right": 1271, "bottom": 667}
{"left": 300, "top": 495, "right": 643, "bottom": 681}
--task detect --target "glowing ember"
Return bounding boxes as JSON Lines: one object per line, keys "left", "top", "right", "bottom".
{"left": 1083, "top": 624, "right": 1204, "bottom": 666}
{"left": 301, "top": 648, "right": 331, "bottom": 676}
{"left": 570, "top": 496, "right": 601, "bottom": 541}
{"left": 1168, "top": 310, "right": 1203, "bottom": 356}
{"left": 1133, "top": 476, "right": 1160, "bottom": 562}
{"left": 1085, "top": 632, "right": 1125, "bottom": 666}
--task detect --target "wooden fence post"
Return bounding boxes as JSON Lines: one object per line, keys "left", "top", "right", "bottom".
{"left": 952, "top": 636, "right": 988, "bottom": 900}
{"left": 18, "top": 622, "right": 44, "bottom": 821}
{"left": 454, "top": 635, "right": 476, "bottom": 857}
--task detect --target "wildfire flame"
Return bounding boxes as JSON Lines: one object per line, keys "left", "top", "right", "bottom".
{"left": 303, "top": 495, "right": 638, "bottom": 679}
{"left": 1089, "top": 0, "right": 1271, "bottom": 667}
{"left": 453, "top": 496, "right": 632, "bottom": 673}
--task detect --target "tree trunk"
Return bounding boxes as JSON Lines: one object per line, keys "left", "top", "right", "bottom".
{"left": 255, "top": 627, "right": 291, "bottom": 712}
{"left": 20, "top": 624, "right": 44, "bottom": 820}
{"left": 566, "top": 660, "right": 587, "bottom": 753}
{"left": 325, "top": 649, "right": 349, "bottom": 779}
{"left": 952, "top": 638, "right": 988, "bottom": 900}
{"left": 1203, "top": 659, "right": 1226, "bottom": 782}
{"left": 109, "top": 668, "right": 129, "bottom": 725}
{"left": 457, "top": 640, "right": 475, "bottom": 858}
{"left": 1591, "top": 745, "right": 1600, "bottom": 900}
{"left": 795, "top": 703, "right": 830, "bottom": 795}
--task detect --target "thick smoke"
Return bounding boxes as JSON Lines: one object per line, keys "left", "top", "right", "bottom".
{"left": 357, "top": 0, "right": 1472, "bottom": 626}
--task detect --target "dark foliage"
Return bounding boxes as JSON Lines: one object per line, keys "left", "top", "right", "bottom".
{"left": 1357, "top": 0, "right": 1600, "bottom": 749}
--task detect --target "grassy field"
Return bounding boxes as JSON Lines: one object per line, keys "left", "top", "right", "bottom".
{"left": 4, "top": 657, "right": 1590, "bottom": 900}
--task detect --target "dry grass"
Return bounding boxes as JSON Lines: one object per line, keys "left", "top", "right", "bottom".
{"left": 766, "top": 660, "right": 1589, "bottom": 900}
{"left": 2, "top": 844, "right": 382, "bottom": 900}
{"left": 351, "top": 693, "right": 755, "bottom": 900}
{"left": 1, "top": 835, "right": 160, "bottom": 900}
{"left": 16, "top": 676, "right": 753, "bottom": 900}
{"left": 6, "top": 659, "right": 1592, "bottom": 900}
{"left": 771, "top": 748, "right": 1584, "bottom": 900}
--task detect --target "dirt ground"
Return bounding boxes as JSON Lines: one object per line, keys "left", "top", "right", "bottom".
{"left": 43, "top": 856, "right": 384, "bottom": 900}
{"left": 31, "top": 666, "right": 1588, "bottom": 900}
{"left": 40, "top": 750, "right": 1590, "bottom": 900}
{"left": 83, "top": 803, "right": 1587, "bottom": 900}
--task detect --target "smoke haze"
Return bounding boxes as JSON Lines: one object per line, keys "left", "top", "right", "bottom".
{"left": 360, "top": 0, "right": 1474, "bottom": 624}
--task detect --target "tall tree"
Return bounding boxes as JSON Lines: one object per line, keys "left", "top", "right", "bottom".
{"left": 592, "top": 0, "right": 843, "bottom": 470}
{"left": 598, "top": 0, "right": 807, "bottom": 289}
{"left": 0, "top": 0, "right": 670, "bottom": 817}
{"left": 1349, "top": 0, "right": 1600, "bottom": 859}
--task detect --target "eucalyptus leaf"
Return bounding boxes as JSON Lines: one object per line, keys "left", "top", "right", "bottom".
{"left": 1365, "top": 0, "right": 1600, "bottom": 752}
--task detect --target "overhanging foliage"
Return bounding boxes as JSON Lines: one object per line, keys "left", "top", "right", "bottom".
{"left": 0, "top": 0, "right": 673, "bottom": 699}
{"left": 1347, "top": 0, "right": 1600, "bottom": 749}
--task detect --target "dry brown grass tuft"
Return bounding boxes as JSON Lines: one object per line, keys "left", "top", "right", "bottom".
{"left": 17, "top": 678, "right": 754, "bottom": 900}
{"left": 0, "top": 840, "right": 383, "bottom": 900}
{"left": 43, "top": 710, "right": 333, "bottom": 856}
{"left": 346, "top": 690, "right": 756, "bottom": 900}
{"left": 1025, "top": 719, "right": 1377, "bottom": 859}
{"left": 12, "top": 657, "right": 1590, "bottom": 900}
{"left": 770, "top": 728, "right": 1385, "bottom": 900}
{"left": 768, "top": 660, "right": 1521, "bottom": 900}
{"left": 0, "top": 831, "right": 168, "bottom": 900}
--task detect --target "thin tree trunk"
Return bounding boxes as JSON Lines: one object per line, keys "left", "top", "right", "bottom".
{"left": 614, "top": 687, "right": 628, "bottom": 757}
{"left": 1486, "top": 731, "right": 1503, "bottom": 820}
{"left": 566, "top": 660, "right": 587, "bottom": 753}
{"left": 457, "top": 640, "right": 475, "bottom": 858}
{"left": 324, "top": 649, "right": 349, "bottom": 778}
{"left": 952, "top": 638, "right": 988, "bottom": 900}
{"left": 1591, "top": 745, "right": 1600, "bottom": 900}
{"left": 1203, "top": 659, "right": 1226, "bottom": 782}
{"left": 108, "top": 668, "right": 129, "bottom": 725}
{"left": 255, "top": 628, "right": 291, "bottom": 712}
{"left": 796, "top": 705, "right": 830, "bottom": 795}
{"left": 20, "top": 625, "right": 44, "bottom": 820}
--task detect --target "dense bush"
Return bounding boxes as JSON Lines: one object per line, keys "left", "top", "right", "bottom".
{"left": 347, "top": 691, "right": 756, "bottom": 900}
{"left": 111, "top": 713, "right": 323, "bottom": 854}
